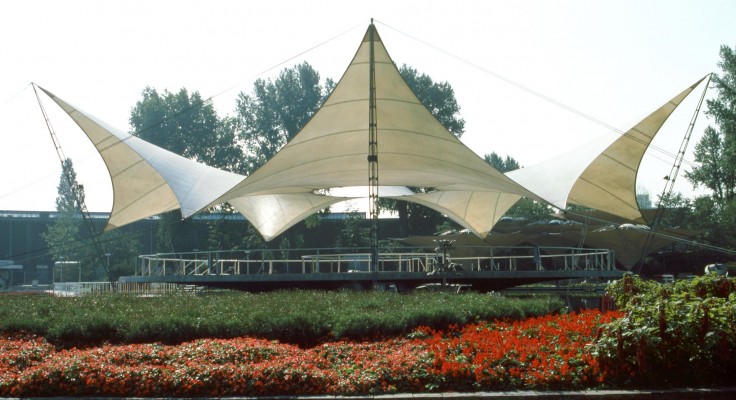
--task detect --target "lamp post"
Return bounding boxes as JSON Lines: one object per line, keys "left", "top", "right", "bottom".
{"left": 54, "top": 260, "right": 81, "bottom": 284}
{"left": 57, "top": 256, "right": 64, "bottom": 283}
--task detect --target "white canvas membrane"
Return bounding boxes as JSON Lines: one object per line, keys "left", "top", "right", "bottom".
{"left": 38, "top": 24, "right": 707, "bottom": 242}
{"left": 40, "top": 87, "right": 244, "bottom": 231}
{"left": 508, "top": 76, "right": 707, "bottom": 223}
{"left": 206, "top": 24, "right": 541, "bottom": 239}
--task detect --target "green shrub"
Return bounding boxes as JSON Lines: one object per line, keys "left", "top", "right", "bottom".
{"left": 0, "top": 290, "right": 564, "bottom": 347}
{"left": 590, "top": 273, "right": 736, "bottom": 387}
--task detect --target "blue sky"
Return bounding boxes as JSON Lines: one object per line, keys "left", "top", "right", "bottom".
{"left": 1, "top": 0, "right": 734, "bottom": 212}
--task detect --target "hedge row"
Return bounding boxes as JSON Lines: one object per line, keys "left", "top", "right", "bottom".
{"left": 0, "top": 290, "right": 564, "bottom": 347}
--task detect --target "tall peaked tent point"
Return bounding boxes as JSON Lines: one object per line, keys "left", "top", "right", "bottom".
{"left": 208, "top": 23, "right": 542, "bottom": 240}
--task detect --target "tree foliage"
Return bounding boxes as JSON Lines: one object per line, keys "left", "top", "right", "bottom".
{"left": 334, "top": 207, "right": 370, "bottom": 249}
{"left": 686, "top": 126, "right": 734, "bottom": 203}
{"left": 232, "top": 62, "right": 332, "bottom": 174}
{"left": 686, "top": 45, "right": 736, "bottom": 205}
{"left": 684, "top": 44, "right": 736, "bottom": 248}
{"left": 42, "top": 159, "right": 139, "bottom": 280}
{"left": 381, "top": 65, "right": 468, "bottom": 236}
{"left": 123, "top": 63, "right": 465, "bottom": 243}
{"left": 42, "top": 159, "right": 87, "bottom": 277}
{"left": 129, "top": 87, "right": 241, "bottom": 171}
{"left": 128, "top": 86, "right": 245, "bottom": 252}
{"left": 399, "top": 64, "right": 465, "bottom": 137}
{"left": 484, "top": 152, "right": 520, "bottom": 172}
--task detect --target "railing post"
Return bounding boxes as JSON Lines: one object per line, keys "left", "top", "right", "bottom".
{"left": 611, "top": 250, "right": 615, "bottom": 270}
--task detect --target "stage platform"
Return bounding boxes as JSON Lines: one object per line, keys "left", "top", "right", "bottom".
{"left": 120, "top": 247, "right": 623, "bottom": 292}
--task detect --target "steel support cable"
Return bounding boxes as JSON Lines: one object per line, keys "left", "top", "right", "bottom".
{"left": 636, "top": 74, "right": 713, "bottom": 271}
{"left": 375, "top": 20, "right": 705, "bottom": 170}
{"left": 375, "top": 22, "right": 731, "bottom": 260}
{"left": 42, "top": 22, "right": 364, "bottom": 165}
{"left": 0, "top": 83, "right": 31, "bottom": 107}
{"left": 129, "top": 23, "right": 364, "bottom": 145}
{"left": 32, "top": 84, "right": 115, "bottom": 285}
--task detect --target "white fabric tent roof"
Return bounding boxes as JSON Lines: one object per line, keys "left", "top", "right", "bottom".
{"left": 208, "top": 24, "right": 540, "bottom": 239}
{"left": 507, "top": 76, "right": 707, "bottom": 223}
{"left": 38, "top": 23, "right": 706, "bottom": 243}
{"left": 40, "top": 87, "right": 245, "bottom": 231}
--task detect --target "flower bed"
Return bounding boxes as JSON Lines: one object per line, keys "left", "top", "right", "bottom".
{"left": 3, "top": 275, "right": 734, "bottom": 396}
{"left": 0, "top": 310, "right": 620, "bottom": 397}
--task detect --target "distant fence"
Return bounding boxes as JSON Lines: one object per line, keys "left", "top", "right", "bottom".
{"left": 52, "top": 281, "right": 189, "bottom": 296}
{"left": 136, "top": 246, "right": 616, "bottom": 277}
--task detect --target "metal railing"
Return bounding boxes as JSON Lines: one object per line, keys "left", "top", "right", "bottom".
{"left": 136, "top": 246, "right": 615, "bottom": 277}
{"left": 51, "top": 281, "right": 188, "bottom": 296}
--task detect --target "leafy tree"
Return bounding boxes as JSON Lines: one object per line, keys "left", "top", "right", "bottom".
{"left": 233, "top": 62, "right": 333, "bottom": 174}
{"left": 505, "top": 199, "right": 554, "bottom": 221}
{"left": 684, "top": 45, "right": 736, "bottom": 248}
{"left": 686, "top": 126, "right": 734, "bottom": 204}
{"left": 42, "top": 159, "right": 139, "bottom": 281}
{"left": 240, "top": 224, "right": 268, "bottom": 250}
{"left": 399, "top": 64, "right": 465, "bottom": 137}
{"left": 42, "top": 159, "right": 88, "bottom": 279}
{"left": 686, "top": 45, "right": 736, "bottom": 206}
{"left": 335, "top": 209, "right": 370, "bottom": 249}
{"left": 205, "top": 209, "right": 243, "bottom": 251}
{"left": 387, "top": 187, "right": 454, "bottom": 237}
{"left": 227, "top": 63, "right": 336, "bottom": 246}
{"left": 653, "top": 192, "right": 695, "bottom": 229}
{"left": 381, "top": 66, "right": 468, "bottom": 236}
{"left": 129, "top": 87, "right": 242, "bottom": 252}
{"left": 688, "top": 196, "right": 736, "bottom": 248}
{"left": 129, "top": 87, "right": 241, "bottom": 171}
{"left": 691, "top": 195, "right": 720, "bottom": 231}
{"left": 484, "top": 152, "right": 520, "bottom": 172}
{"left": 97, "top": 231, "right": 140, "bottom": 281}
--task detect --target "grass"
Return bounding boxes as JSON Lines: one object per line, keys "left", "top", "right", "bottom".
{"left": 0, "top": 290, "right": 564, "bottom": 347}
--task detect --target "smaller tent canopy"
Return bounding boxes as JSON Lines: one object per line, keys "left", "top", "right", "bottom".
{"left": 40, "top": 87, "right": 245, "bottom": 231}
{"left": 507, "top": 76, "right": 708, "bottom": 224}
{"left": 397, "top": 222, "right": 699, "bottom": 269}
{"left": 40, "top": 86, "right": 357, "bottom": 237}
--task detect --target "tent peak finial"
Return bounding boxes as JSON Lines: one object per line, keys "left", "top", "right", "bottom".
{"left": 370, "top": 17, "right": 373, "bottom": 25}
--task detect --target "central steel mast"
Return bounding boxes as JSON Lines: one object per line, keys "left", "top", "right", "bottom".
{"left": 368, "top": 22, "right": 379, "bottom": 278}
